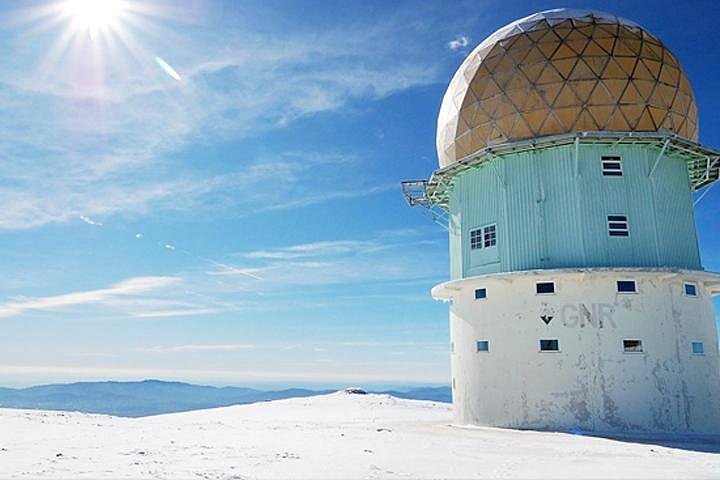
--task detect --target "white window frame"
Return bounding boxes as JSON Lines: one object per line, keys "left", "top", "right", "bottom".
{"left": 684, "top": 282, "right": 698, "bottom": 298}
{"left": 474, "top": 288, "right": 487, "bottom": 300}
{"left": 476, "top": 340, "right": 490, "bottom": 353}
{"left": 616, "top": 279, "right": 637, "bottom": 294}
{"left": 623, "top": 339, "right": 644, "bottom": 354}
{"left": 539, "top": 339, "right": 560, "bottom": 353}
{"left": 691, "top": 341, "right": 705, "bottom": 355}
{"left": 601, "top": 155, "right": 623, "bottom": 176}
{"left": 608, "top": 214, "right": 629, "bottom": 237}
{"left": 535, "top": 281, "right": 556, "bottom": 295}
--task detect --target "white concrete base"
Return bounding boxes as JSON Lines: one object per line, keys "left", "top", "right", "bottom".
{"left": 432, "top": 268, "right": 720, "bottom": 434}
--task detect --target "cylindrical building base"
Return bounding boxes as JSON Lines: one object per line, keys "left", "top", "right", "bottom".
{"left": 433, "top": 269, "right": 720, "bottom": 434}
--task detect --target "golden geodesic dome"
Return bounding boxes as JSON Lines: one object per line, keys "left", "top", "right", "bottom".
{"left": 436, "top": 9, "right": 698, "bottom": 167}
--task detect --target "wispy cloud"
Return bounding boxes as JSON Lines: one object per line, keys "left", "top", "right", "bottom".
{"left": 448, "top": 35, "right": 469, "bottom": 50}
{"left": 141, "top": 344, "right": 257, "bottom": 353}
{"left": 0, "top": 276, "right": 181, "bottom": 318}
{"left": 0, "top": 5, "right": 444, "bottom": 231}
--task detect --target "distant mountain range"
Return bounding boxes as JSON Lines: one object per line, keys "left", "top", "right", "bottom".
{"left": 0, "top": 380, "right": 450, "bottom": 417}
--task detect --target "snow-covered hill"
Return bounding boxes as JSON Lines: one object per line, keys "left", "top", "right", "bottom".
{"left": 1, "top": 390, "right": 719, "bottom": 479}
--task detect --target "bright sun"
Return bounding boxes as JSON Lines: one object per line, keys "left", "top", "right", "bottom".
{"left": 63, "top": 0, "right": 125, "bottom": 35}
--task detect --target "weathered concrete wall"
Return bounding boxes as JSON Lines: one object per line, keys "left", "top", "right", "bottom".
{"left": 434, "top": 269, "right": 720, "bottom": 433}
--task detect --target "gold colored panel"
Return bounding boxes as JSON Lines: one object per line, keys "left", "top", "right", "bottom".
{"left": 480, "top": 94, "right": 502, "bottom": 117}
{"left": 633, "top": 60, "right": 655, "bottom": 81}
{"left": 639, "top": 41, "right": 662, "bottom": 61}
{"left": 641, "top": 58, "right": 661, "bottom": 78}
{"left": 495, "top": 115, "right": 516, "bottom": 136}
{"left": 619, "top": 82, "right": 643, "bottom": 104}
{"left": 521, "top": 46, "right": 547, "bottom": 66}
{"left": 659, "top": 65, "right": 680, "bottom": 85}
{"left": 574, "top": 108, "right": 599, "bottom": 130}
{"left": 455, "top": 130, "right": 475, "bottom": 158}
{"left": 527, "top": 27, "right": 550, "bottom": 43}
{"left": 636, "top": 107, "right": 657, "bottom": 130}
{"left": 553, "top": 57, "right": 578, "bottom": 78}
{"left": 554, "top": 106, "right": 581, "bottom": 129}
{"left": 595, "top": 23, "right": 619, "bottom": 38}
{"left": 540, "top": 112, "right": 565, "bottom": 135}
{"left": 653, "top": 83, "right": 676, "bottom": 108}
{"left": 568, "top": 58, "right": 595, "bottom": 80}
{"left": 632, "top": 79, "right": 655, "bottom": 101}
{"left": 523, "top": 89, "right": 546, "bottom": 111}
{"left": 615, "top": 56, "right": 638, "bottom": 76}
{"left": 537, "top": 40, "right": 560, "bottom": 58}
{"left": 587, "top": 105, "right": 615, "bottom": 128}
{"left": 536, "top": 63, "right": 564, "bottom": 84}
{"left": 523, "top": 109, "right": 548, "bottom": 133}
{"left": 584, "top": 56, "right": 609, "bottom": 76}
{"left": 538, "top": 29, "right": 562, "bottom": 44}
{"left": 583, "top": 40, "right": 608, "bottom": 56}
{"left": 507, "top": 88, "right": 530, "bottom": 110}
{"left": 509, "top": 43, "right": 534, "bottom": 64}
{"left": 509, "top": 116, "right": 534, "bottom": 139}
{"left": 620, "top": 104, "right": 645, "bottom": 127}
{"left": 552, "top": 43, "right": 577, "bottom": 60}
{"left": 607, "top": 107, "right": 632, "bottom": 131}
{"left": 594, "top": 36, "right": 616, "bottom": 54}
{"left": 565, "top": 28, "right": 588, "bottom": 42}
{"left": 648, "top": 105, "right": 668, "bottom": 127}
{"left": 520, "top": 62, "right": 546, "bottom": 83}
{"left": 506, "top": 72, "right": 531, "bottom": 91}
{"left": 602, "top": 79, "right": 629, "bottom": 100}
{"left": 576, "top": 25, "right": 595, "bottom": 38}
{"left": 494, "top": 95, "right": 517, "bottom": 117}
{"left": 569, "top": 79, "right": 597, "bottom": 103}
{"left": 553, "top": 83, "right": 580, "bottom": 108}
{"left": 566, "top": 38, "right": 590, "bottom": 55}
{"left": 588, "top": 81, "right": 615, "bottom": 105}
{"left": 602, "top": 57, "right": 626, "bottom": 78}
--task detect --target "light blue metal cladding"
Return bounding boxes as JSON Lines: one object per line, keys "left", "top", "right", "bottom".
{"left": 448, "top": 143, "right": 701, "bottom": 279}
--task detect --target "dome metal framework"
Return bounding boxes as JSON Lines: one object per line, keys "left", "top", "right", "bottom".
{"left": 437, "top": 9, "right": 698, "bottom": 167}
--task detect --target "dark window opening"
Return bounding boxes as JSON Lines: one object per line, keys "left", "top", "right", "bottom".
{"left": 476, "top": 340, "right": 489, "bottom": 352}
{"left": 602, "top": 155, "right": 623, "bottom": 176}
{"left": 540, "top": 339, "right": 559, "bottom": 352}
{"left": 623, "top": 339, "right": 644, "bottom": 353}
{"left": 536, "top": 282, "right": 555, "bottom": 294}
{"left": 617, "top": 280, "right": 637, "bottom": 293}
{"left": 608, "top": 215, "right": 629, "bottom": 236}
{"left": 474, "top": 288, "right": 487, "bottom": 300}
{"left": 684, "top": 283, "right": 698, "bottom": 297}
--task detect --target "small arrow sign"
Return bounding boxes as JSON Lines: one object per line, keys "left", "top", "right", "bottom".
{"left": 541, "top": 315, "right": 553, "bottom": 325}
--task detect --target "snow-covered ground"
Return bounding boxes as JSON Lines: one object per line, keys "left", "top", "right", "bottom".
{"left": 1, "top": 391, "right": 719, "bottom": 479}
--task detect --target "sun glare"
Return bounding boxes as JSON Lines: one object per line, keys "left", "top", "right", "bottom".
{"left": 63, "top": 0, "right": 125, "bottom": 36}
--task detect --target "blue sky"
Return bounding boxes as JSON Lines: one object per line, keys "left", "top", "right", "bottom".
{"left": 0, "top": 0, "right": 719, "bottom": 388}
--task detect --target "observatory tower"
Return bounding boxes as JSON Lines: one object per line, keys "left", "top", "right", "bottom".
{"left": 403, "top": 9, "right": 720, "bottom": 433}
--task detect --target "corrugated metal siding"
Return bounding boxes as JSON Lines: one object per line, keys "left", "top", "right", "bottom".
{"left": 448, "top": 143, "right": 702, "bottom": 277}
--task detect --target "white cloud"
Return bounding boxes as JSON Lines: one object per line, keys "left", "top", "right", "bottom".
{"left": 79, "top": 215, "right": 102, "bottom": 226}
{"left": 0, "top": 6, "right": 445, "bottom": 231}
{"left": 141, "top": 344, "right": 257, "bottom": 353}
{"left": 0, "top": 276, "right": 181, "bottom": 318}
{"left": 448, "top": 35, "right": 469, "bottom": 50}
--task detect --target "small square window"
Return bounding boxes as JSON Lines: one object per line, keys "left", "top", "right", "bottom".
{"left": 608, "top": 215, "right": 629, "bottom": 237}
{"left": 692, "top": 342, "right": 704, "bottom": 355}
{"left": 602, "top": 156, "right": 623, "bottom": 176}
{"left": 540, "top": 339, "right": 559, "bottom": 352}
{"left": 536, "top": 282, "right": 555, "bottom": 294}
{"left": 470, "top": 228, "right": 483, "bottom": 250}
{"left": 483, "top": 224, "right": 497, "bottom": 248}
{"left": 623, "top": 339, "right": 644, "bottom": 353}
{"left": 476, "top": 340, "right": 489, "bottom": 352}
{"left": 474, "top": 288, "right": 487, "bottom": 300}
{"left": 684, "top": 282, "right": 698, "bottom": 297}
{"left": 617, "top": 280, "right": 637, "bottom": 293}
